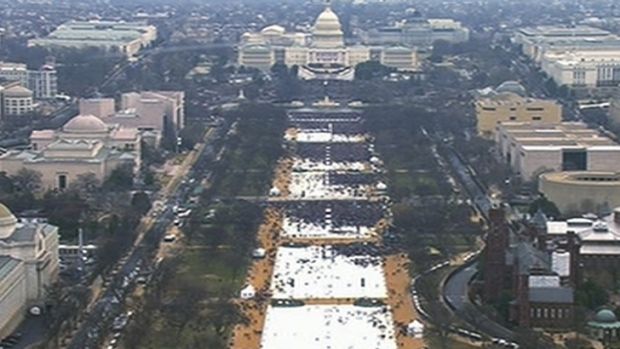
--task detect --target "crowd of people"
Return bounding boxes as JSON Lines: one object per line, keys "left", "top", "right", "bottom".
{"left": 328, "top": 172, "right": 377, "bottom": 187}
{"left": 295, "top": 143, "right": 370, "bottom": 163}
{"left": 275, "top": 200, "right": 385, "bottom": 228}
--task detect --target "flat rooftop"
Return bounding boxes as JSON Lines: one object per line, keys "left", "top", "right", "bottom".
{"left": 260, "top": 304, "right": 397, "bottom": 349}
{"left": 476, "top": 92, "right": 557, "bottom": 107}
{"left": 32, "top": 20, "right": 154, "bottom": 45}
{"left": 499, "top": 122, "right": 620, "bottom": 149}
{"left": 518, "top": 25, "right": 612, "bottom": 38}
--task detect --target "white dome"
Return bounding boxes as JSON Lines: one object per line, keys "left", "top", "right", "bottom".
{"left": 261, "top": 25, "right": 285, "bottom": 35}
{"left": 312, "top": 4, "right": 344, "bottom": 48}
{"left": 0, "top": 203, "right": 17, "bottom": 239}
{"left": 316, "top": 7, "right": 340, "bottom": 25}
{"left": 63, "top": 114, "right": 108, "bottom": 133}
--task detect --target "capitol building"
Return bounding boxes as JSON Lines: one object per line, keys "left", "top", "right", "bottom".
{"left": 238, "top": 2, "right": 419, "bottom": 80}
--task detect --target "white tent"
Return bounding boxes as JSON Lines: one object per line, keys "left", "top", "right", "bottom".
{"left": 407, "top": 320, "right": 424, "bottom": 338}
{"left": 252, "top": 248, "right": 266, "bottom": 258}
{"left": 240, "top": 285, "right": 256, "bottom": 299}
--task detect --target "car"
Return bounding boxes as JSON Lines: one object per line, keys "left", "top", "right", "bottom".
{"left": 163, "top": 234, "right": 176, "bottom": 243}
{"left": 178, "top": 209, "right": 192, "bottom": 218}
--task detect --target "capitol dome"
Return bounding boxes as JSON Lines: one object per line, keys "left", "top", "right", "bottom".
{"left": 63, "top": 114, "right": 108, "bottom": 134}
{"left": 0, "top": 203, "right": 18, "bottom": 239}
{"left": 312, "top": 2, "right": 344, "bottom": 48}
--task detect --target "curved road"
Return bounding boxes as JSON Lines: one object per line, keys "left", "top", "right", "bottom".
{"left": 443, "top": 262, "right": 515, "bottom": 340}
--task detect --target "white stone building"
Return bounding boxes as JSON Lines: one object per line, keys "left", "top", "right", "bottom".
{"left": 0, "top": 204, "right": 59, "bottom": 338}
{"left": 496, "top": 122, "right": 620, "bottom": 180}
{"left": 2, "top": 85, "right": 35, "bottom": 117}
{"left": 28, "top": 21, "right": 157, "bottom": 57}
{"left": 79, "top": 91, "right": 185, "bottom": 145}
{"left": 514, "top": 25, "right": 619, "bottom": 62}
{"left": 238, "top": 3, "right": 420, "bottom": 79}
{"left": 541, "top": 50, "right": 620, "bottom": 88}
{"left": 0, "top": 62, "right": 58, "bottom": 100}
{"left": 360, "top": 17, "right": 469, "bottom": 47}
{"left": 0, "top": 114, "right": 141, "bottom": 190}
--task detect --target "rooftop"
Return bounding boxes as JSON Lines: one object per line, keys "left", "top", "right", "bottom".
{"left": 541, "top": 171, "right": 620, "bottom": 186}
{"left": 498, "top": 122, "right": 619, "bottom": 149}
{"left": 477, "top": 92, "right": 557, "bottom": 107}
{"left": 0, "top": 256, "right": 21, "bottom": 280}
{"left": 32, "top": 20, "right": 155, "bottom": 45}
{"left": 518, "top": 25, "right": 612, "bottom": 38}
{"left": 529, "top": 286, "right": 574, "bottom": 303}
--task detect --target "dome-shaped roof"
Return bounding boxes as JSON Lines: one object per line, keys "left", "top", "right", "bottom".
{"left": 316, "top": 6, "right": 340, "bottom": 25}
{"left": 595, "top": 309, "right": 618, "bottom": 323}
{"left": 385, "top": 46, "right": 412, "bottom": 53}
{"left": 0, "top": 203, "right": 17, "bottom": 239}
{"left": 312, "top": 3, "right": 344, "bottom": 48}
{"left": 261, "top": 25, "right": 285, "bottom": 35}
{"left": 496, "top": 80, "right": 527, "bottom": 96}
{"left": 63, "top": 114, "right": 108, "bottom": 133}
{"left": 4, "top": 85, "right": 33, "bottom": 98}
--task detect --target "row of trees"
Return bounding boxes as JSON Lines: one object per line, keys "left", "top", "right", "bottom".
{"left": 210, "top": 103, "right": 287, "bottom": 197}
{"left": 124, "top": 103, "right": 287, "bottom": 348}
{"left": 363, "top": 105, "right": 482, "bottom": 269}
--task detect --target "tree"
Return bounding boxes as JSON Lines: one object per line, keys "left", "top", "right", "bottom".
{"left": 529, "top": 196, "right": 561, "bottom": 219}
{"left": 514, "top": 327, "right": 556, "bottom": 349}
{"left": 103, "top": 164, "right": 134, "bottom": 191}
{"left": 11, "top": 168, "right": 42, "bottom": 193}
{"left": 131, "top": 191, "right": 151, "bottom": 215}
{"left": 354, "top": 61, "right": 394, "bottom": 80}
{"left": 143, "top": 167, "right": 157, "bottom": 188}
{"left": 178, "top": 123, "right": 206, "bottom": 150}
{"left": 575, "top": 280, "right": 609, "bottom": 310}
{"left": 166, "top": 279, "right": 206, "bottom": 336}
{"left": 0, "top": 172, "right": 14, "bottom": 194}
{"left": 206, "top": 300, "right": 244, "bottom": 336}
{"left": 141, "top": 141, "right": 165, "bottom": 166}
{"left": 69, "top": 173, "right": 101, "bottom": 197}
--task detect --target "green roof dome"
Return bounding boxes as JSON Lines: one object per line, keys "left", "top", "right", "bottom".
{"left": 595, "top": 309, "right": 617, "bottom": 323}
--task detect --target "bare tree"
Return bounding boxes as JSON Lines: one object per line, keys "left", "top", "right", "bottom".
{"left": 11, "top": 168, "right": 42, "bottom": 193}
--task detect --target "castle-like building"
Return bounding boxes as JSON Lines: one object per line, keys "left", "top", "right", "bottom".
{"left": 238, "top": 2, "right": 419, "bottom": 80}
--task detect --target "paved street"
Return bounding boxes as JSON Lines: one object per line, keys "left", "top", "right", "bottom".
{"left": 63, "top": 123, "right": 226, "bottom": 349}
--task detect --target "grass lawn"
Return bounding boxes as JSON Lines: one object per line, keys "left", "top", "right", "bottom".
{"left": 176, "top": 247, "right": 247, "bottom": 295}
{"left": 134, "top": 247, "right": 246, "bottom": 349}
{"left": 139, "top": 314, "right": 222, "bottom": 349}
{"left": 388, "top": 172, "right": 440, "bottom": 200}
